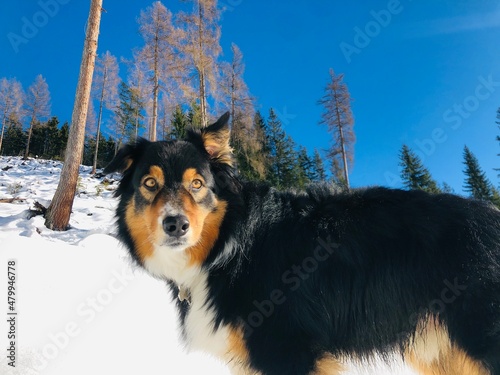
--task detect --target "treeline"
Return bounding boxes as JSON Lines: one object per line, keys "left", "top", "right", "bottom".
{"left": 399, "top": 143, "right": 500, "bottom": 208}
{"left": 0, "top": 104, "right": 327, "bottom": 190}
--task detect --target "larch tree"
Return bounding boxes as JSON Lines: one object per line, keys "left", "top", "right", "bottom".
{"left": 45, "top": 0, "right": 103, "bottom": 231}
{"left": 399, "top": 144, "right": 440, "bottom": 194}
{"left": 180, "top": 0, "right": 222, "bottom": 127}
{"left": 127, "top": 52, "right": 151, "bottom": 139}
{"left": 137, "top": 1, "right": 183, "bottom": 140}
{"left": 24, "top": 74, "right": 51, "bottom": 159}
{"left": 318, "top": 68, "right": 355, "bottom": 190}
{"left": 0, "top": 78, "right": 24, "bottom": 154}
{"left": 90, "top": 50, "right": 119, "bottom": 174}
{"left": 463, "top": 145, "right": 498, "bottom": 205}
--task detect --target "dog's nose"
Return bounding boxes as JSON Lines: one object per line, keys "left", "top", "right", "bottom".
{"left": 163, "top": 215, "right": 190, "bottom": 237}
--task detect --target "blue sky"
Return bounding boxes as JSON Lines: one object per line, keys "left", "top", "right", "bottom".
{"left": 1, "top": 1, "right": 500, "bottom": 193}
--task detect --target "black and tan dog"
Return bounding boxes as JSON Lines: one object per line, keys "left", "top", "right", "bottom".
{"left": 104, "top": 113, "right": 500, "bottom": 375}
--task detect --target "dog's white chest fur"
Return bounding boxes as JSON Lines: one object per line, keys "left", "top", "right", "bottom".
{"left": 144, "top": 247, "right": 231, "bottom": 359}
{"left": 183, "top": 275, "right": 231, "bottom": 357}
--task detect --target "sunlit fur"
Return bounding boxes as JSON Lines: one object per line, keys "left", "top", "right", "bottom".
{"left": 105, "top": 113, "right": 500, "bottom": 375}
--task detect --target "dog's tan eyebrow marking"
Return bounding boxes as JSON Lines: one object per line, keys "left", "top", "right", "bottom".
{"left": 139, "top": 165, "right": 165, "bottom": 199}
{"left": 147, "top": 165, "right": 165, "bottom": 187}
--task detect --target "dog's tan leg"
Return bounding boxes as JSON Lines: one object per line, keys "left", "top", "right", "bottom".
{"left": 407, "top": 318, "right": 489, "bottom": 375}
{"left": 409, "top": 345, "right": 489, "bottom": 375}
{"left": 311, "top": 354, "right": 344, "bottom": 375}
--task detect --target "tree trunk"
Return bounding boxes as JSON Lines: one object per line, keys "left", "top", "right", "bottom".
{"left": 0, "top": 111, "right": 6, "bottom": 154}
{"left": 92, "top": 80, "right": 105, "bottom": 174}
{"left": 24, "top": 114, "right": 36, "bottom": 159}
{"left": 45, "top": 0, "right": 102, "bottom": 231}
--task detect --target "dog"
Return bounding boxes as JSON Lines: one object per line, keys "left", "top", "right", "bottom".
{"left": 104, "top": 112, "right": 500, "bottom": 375}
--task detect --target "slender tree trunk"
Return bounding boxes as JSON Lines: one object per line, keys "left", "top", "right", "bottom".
{"left": 0, "top": 111, "right": 7, "bottom": 154}
{"left": 334, "top": 105, "right": 350, "bottom": 190}
{"left": 45, "top": 0, "right": 102, "bottom": 231}
{"left": 24, "top": 114, "right": 36, "bottom": 159}
{"left": 197, "top": 0, "right": 208, "bottom": 127}
{"left": 92, "top": 79, "right": 106, "bottom": 174}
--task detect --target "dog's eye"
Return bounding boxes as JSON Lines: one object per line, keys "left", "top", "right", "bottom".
{"left": 191, "top": 179, "right": 203, "bottom": 190}
{"left": 143, "top": 177, "right": 157, "bottom": 190}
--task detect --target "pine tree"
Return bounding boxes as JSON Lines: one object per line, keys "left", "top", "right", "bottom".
{"left": 463, "top": 145, "right": 497, "bottom": 203}
{"left": 318, "top": 68, "right": 355, "bottom": 190}
{"left": 265, "top": 109, "right": 298, "bottom": 189}
{"left": 399, "top": 145, "right": 440, "bottom": 193}
{"left": 169, "top": 104, "right": 188, "bottom": 139}
{"left": 311, "top": 149, "right": 326, "bottom": 182}
{"left": 113, "top": 82, "right": 144, "bottom": 151}
{"left": 2, "top": 114, "right": 25, "bottom": 156}
{"left": 495, "top": 107, "right": 500, "bottom": 181}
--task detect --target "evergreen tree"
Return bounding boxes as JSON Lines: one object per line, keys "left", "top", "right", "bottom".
{"left": 2, "top": 114, "right": 25, "bottom": 156}
{"left": 296, "top": 146, "right": 313, "bottom": 188}
{"left": 265, "top": 109, "right": 298, "bottom": 189}
{"left": 234, "top": 110, "right": 268, "bottom": 182}
{"left": 463, "top": 145, "right": 497, "bottom": 204}
{"left": 114, "top": 81, "right": 144, "bottom": 150}
{"left": 495, "top": 107, "right": 500, "bottom": 181}
{"left": 399, "top": 144, "right": 440, "bottom": 193}
{"left": 169, "top": 104, "right": 188, "bottom": 139}
{"left": 310, "top": 149, "right": 326, "bottom": 182}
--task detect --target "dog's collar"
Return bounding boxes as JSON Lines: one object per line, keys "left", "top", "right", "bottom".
{"left": 178, "top": 286, "right": 191, "bottom": 305}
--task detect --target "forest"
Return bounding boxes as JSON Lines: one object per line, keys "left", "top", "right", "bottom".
{"left": 1, "top": 0, "right": 499, "bottom": 208}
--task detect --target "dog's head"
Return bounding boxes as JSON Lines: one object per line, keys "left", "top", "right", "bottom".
{"left": 104, "top": 113, "right": 237, "bottom": 281}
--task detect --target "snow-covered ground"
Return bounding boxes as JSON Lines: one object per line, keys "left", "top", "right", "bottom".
{"left": 0, "top": 156, "right": 417, "bottom": 375}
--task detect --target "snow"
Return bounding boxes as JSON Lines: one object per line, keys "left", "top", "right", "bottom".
{"left": 0, "top": 156, "right": 417, "bottom": 375}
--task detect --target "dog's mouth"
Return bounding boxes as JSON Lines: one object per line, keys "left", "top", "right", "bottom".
{"left": 162, "top": 237, "right": 189, "bottom": 250}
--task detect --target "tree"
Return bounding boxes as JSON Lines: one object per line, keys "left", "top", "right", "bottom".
{"left": 180, "top": 0, "right": 222, "bottom": 127}
{"left": 318, "top": 68, "right": 355, "bottom": 190}
{"left": 2, "top": 114, "right": 25, "bottom": 156}
{"left": 463, "top": 145, "right": 498, "bottom": 205}
{"left": 399, "top": 144, "right": 440, "bottom": 194}
{"left": 169, "top": 104, "right": 188, "bottom": 139}
{"left": 137, "top": 1, "right": 183, "bottom": 140}
{"left": 265, "top": 109, "right": 299, "bottom": 189}
{"left": 45, "top": 0, "right": 103, "bottom": 231}
{"left": 495, "top": 107, "right": 500, "bottom": 181}
{"left": 113, "top": 81, "right": 144, "bottom": 151}
{"left": 0, "top": 77, "right": 24, "bottom": 154}
{"left": 219, "top": 43, "right": 254, "bottom": 138}
{"left": 311, "top": 149, "right": 326, "bottom": 182}
{"left": 24, "top": 74, "right": 51, "bottom": 159}
{"left": 91, "top": 50, "right": 119, "bottom": 173}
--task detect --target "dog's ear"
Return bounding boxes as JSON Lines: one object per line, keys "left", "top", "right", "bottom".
{"left": 200, "top": 112, "right": 233, "bottom": 166}
{"left": 104, "top": 138, "right": 150, "bottom": 174}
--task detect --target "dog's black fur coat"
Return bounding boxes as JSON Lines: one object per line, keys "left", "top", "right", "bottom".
{"left": 106, "top": 115, "right": 500, "bottom": 375}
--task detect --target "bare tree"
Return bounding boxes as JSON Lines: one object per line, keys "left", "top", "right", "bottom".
{"left": 0, "top": 78, "right": 24, "bottom": 154}
{"left": 318, "top": 68, "right": 355, "bottom": 190}
{"left": 24, "top": 74, "right": 51, "bottom": 159}
{"left": 45, "top": 0, "right": 103, "bottom": 231}
{"left": 219, "top": 43, "right": 254, "bottom": 139}
{"left": 137, "top": 1, "right": 183, "bottom": 141}
{"left": 180, "top": 0, "right": 222, "bottom": 127}
{"left": 90, "top": 50, "right": 119, "bottom": 173}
